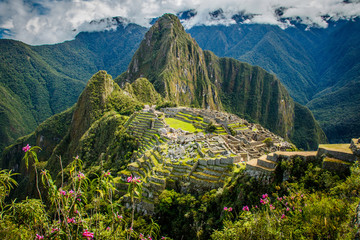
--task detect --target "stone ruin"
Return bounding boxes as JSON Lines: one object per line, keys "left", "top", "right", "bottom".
{"left": 119, "top": 106, "right": 293, "bottom": 214}
{"left": 246, "top": 137, "right": 360, "bottom": 183}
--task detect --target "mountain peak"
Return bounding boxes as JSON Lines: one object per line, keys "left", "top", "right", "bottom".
{"left": 70, "top": 70, "right": 115, "bottom": 142}
{"left": 117, "top": 14, "right": 220, "bottom": 109}
{"left": 144, "top": 13, "right": 188, "bottom": 47}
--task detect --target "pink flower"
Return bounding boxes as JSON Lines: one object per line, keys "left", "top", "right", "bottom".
{"left": 286, "top": 207, "right": 290, "bottom": 211}
{"left": 281, "top": 214, "right": 286, "bottom": 219}
{"left": 104, "top": 171, "right": 111, "bottom": 177}
{"left": 35, "top": 234, "right": 44, "bottom": 239}
{"left": 127, "top": 176, "right": 141, "bottom": 183}
{"left": 51, "top": 228, "right": 59, "bottom": 233}
{"left": 262, "top": 193, "right": 268, "bottom": 199}
{"left": 75, "top": 155, "right": 79, "bottom": 159}
{"left": 77, "top": 198, "right": 81, "bottom": 202}
{"left": 299, "top": 209, "right": 302, "bottom": 212}
{"left": 242, "top": 206, "right": 249, "bottom": 211}
{"left": 67, "top": 217, "right": 76, "bottom": 224}
{"left": 106, "top": 227, "right": 111, "bottom": 231}
{"left": 22, "top": 144, "right": 31, "bottom": 152}
{"left": 77, "top": 172, "right": 85, "bottom": 180}
{"left": 82, "top": 229, "right": 94, "bottom": 240}
{"left": 270, "top": 204, "right": 275, "bottom": 210}
{"left": 69, "top": 190, "right": 74, "bottom": 195}
{"left": 116, "top": 213, "right": 123, "bottom": 221}
{"left": 60, "top": 190, "right": 66, "bottom": 196}
{"left": 224, "top": 206, "right": 233, "bottom": 212}
{"left": 161, "top": 237, "right": 166, "bottom": 240}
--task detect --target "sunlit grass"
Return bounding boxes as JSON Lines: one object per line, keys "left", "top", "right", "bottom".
{"left": 165, "top": 117, "right": 202, "bottom": 133}
{"left": 319, "top": 144, "right": 352, "bottom": 153}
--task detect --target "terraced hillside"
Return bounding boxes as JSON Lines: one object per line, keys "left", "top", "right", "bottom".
{"left": 118, "top": 106, "right": 293, "bottom": 213}
{"left": 126, "top": 110, "right": 168, "bottom": 157}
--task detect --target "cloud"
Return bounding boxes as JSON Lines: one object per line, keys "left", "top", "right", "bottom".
{"left": 0, "top": 0, "right": 359, "bottom": 45}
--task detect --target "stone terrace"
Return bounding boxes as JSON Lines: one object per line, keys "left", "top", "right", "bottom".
{"left": 246, "top": 138, "right": 360, "bottom": 181}
{"left": 119, "top": 133, "right": 242, "bottom": 213}
{"left": 119, "top": 107, "right": 299, "bottom": 213}
{"left": 126, "top": 110, "right": 168, "bottom": 157}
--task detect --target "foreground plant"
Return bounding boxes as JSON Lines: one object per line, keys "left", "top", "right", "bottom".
{"left": 0, "top": 144, "right": 165, "bottom": 239}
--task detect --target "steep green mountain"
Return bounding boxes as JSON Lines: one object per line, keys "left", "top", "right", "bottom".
{"left": 188, "top": 24, "right": 318, "bottom": 103}
{"left": 117, "top": 14, "right": 221, "bottom": 110}
{"left": 0, "top": 40, "right": 85, "bottom": 154}
{"left": 123, "top": 77, "right": 163, "bottom": 104}
{"left": 1, "top": 70, "right": 143, "bottom": 197}
{"left": 306, "top": 20, "right": 360, "bottom": 143}
{"left": 0, "top": 22, "right": 147, "bottom": 153}
{"left": 45, "top": 70, "right": 143, "bottom": 175}
{"left": 188, "top": 19, "right": 360, "bottom": 143}
{"left": 33, "top": 21, "right": 147, "bottom": 80}
{"left": 117, "top": 14, "right": 326, "bottom": 149}
{"left": 0, "top": 15, "right": 357, "bottom": 149}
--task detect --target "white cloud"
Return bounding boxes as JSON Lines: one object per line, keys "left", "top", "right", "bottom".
{"left": 0, "top": 0, "right": 359, "bottom": 45}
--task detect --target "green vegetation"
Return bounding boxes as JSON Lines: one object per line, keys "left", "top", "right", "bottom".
{"left": 165, "top": 117, "right": 199, "bottom": 133}
{"left": 124, "top": 78, "right": 163, "bottom": 104}
{"left": 205, "top": 122, "right": 216, "bottom": 133}
{"left": 263, "top": 137, "right": 273, "bottom": 147}
{"left": 319, "top": 144, "right": 353, "bottom": 153}
{"left": 155, "top": 101, "right": 177, "bottom": 110}
{"left": 116, "top": 14, "right": 221, "bottom": 110}
{"left": 0, "top": 40, "right": 86, "bottom": 155}
{"left": 0, "top": 24, "right": 147, "bottom": 154}
{"left": 290, "top": 103, "right": 328, "bottom": 150}
{"left": 154, "top": 157, "right": 360, "bottom": 239}
{"left": 116, "top": 14, "right": 325, "bottom": 149}
{"left": 0, "top": 150, "right": 165, "bottom": 239}
{"left": 189, "top": 20, "right": 360, "bottom": 144}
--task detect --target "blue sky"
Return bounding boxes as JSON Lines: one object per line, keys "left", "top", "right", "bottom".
{"left": 0, "top": 0, "right": 359, "bottom": 45}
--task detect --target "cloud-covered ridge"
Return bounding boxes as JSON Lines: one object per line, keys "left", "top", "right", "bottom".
{"left": 0, "top": 0, "right": 359, "bottom": 45}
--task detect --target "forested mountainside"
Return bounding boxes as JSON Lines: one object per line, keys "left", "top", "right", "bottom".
{"left": 1, "top": 14, "right": 357, "bottom": 153}
{"left": 0, "top": 21, "right": 146, "bottom": 153}
{"left": 188, "top": 18, "right": 360, "bottom": 143}
{"left": 1, "top": 14, "right": 326, "bottom": 195}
